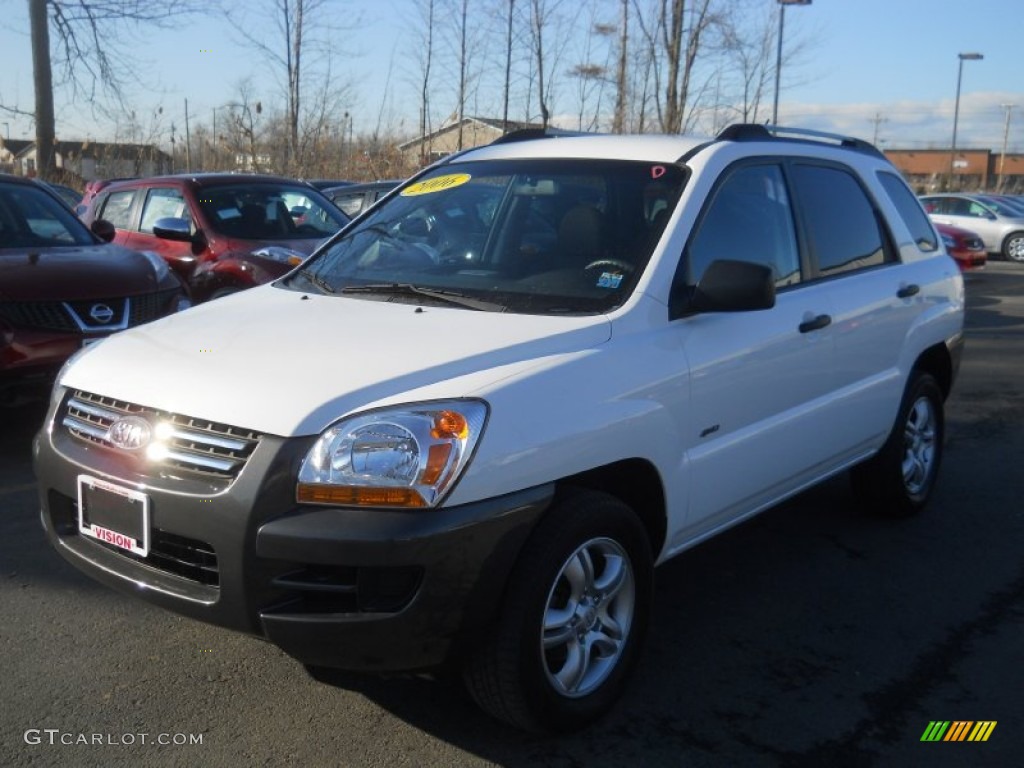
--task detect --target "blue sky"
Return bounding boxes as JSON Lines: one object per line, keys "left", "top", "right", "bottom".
{"left": 1, "top": 0, "right": 1021, "bottom": 151}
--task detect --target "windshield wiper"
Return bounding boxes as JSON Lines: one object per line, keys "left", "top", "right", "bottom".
{"left": 295, "top": 268, "right": 335, "bottom": 294}
{"left": 340, "top": 283, "right": 505, "bottom": 311}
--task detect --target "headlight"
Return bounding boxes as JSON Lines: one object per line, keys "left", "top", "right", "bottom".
{"left": 139, "top": 250, "right": 171, "bottom": 280}
{"left": 940, "top": 233, "right": 955, "bottom": 249}
{"left": 252, "top": 246, "right": 306, "bottom": 266}
{"left": 297, "top": 400, "right": 488, "bottom": 508}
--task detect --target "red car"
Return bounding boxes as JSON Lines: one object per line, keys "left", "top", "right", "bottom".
{"left": 935, "top": 222, "right": 987, "bottom": 271}
{"left": 1, "top": 174, "right": 188, "bottom": 404}
{"left": 81, "top": 174, "right": 349, "bottom": 302}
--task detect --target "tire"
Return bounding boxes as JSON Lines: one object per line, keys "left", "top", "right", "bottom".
{"left": 1002, "top": 231, "right": 1024, "bottom": 263}
{"left": 463, "top": 489, "right": 653, "bottom": 732}
{"left": 851, "top": 371, "right": 944, "bottom": 517}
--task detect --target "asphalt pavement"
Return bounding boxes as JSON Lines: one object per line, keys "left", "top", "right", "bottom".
{"left": 1, "top": 262, "right": 1022, "bottom": 768}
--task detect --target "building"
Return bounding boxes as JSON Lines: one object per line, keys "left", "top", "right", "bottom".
{"left": 0, "top": 138, "right": 34, "bottom": 175}
{"left": 399, "top": 116, "right": 543, "bottom": 167}
{"left": 884, "top": 148, "right": 1024, "bottom": 194}
{"left": 0, "top": 139, "right": 171, "bottom": 185}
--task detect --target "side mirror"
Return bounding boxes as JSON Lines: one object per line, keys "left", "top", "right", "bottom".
{"left": 91, "top": 219, "right": 116, "bottom": 243}
{"left": 688, "top": 259, "right": 776, "bottom": 314}
{"left": 152, "top": 216, "right": 193, "bottom": 242}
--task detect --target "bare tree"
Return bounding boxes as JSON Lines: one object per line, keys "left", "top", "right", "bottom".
{"left": 415, "top": 0, "right": 437, "bottom": 158}
{"left": 229, "top": 0, "right": 356, "bottom": 174}
{"left": 501, "top": 0, "right": 517, "bottom": 132}
{"left": 612, "top": 0, "right": 629, "bottom": 133}
{"left": 527, "top": 0, "right": 568, "bottom": 129}
{"left": 11, "top": 0, "right": 205, "bottom": 180}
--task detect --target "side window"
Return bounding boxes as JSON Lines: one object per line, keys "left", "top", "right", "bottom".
{"left": 139, "top": 187, "right": 190, "bottom": 233}
{"left": 947, "top": 197, "right": 971, "bottom": 216}
{"left": 685, "top": 164, "right": 800, "bottom": 288}
{"left": 332, "top": 192, "right": 365, "bottom": 217}
{"left": 877, "top": 171, "right": 937, "bottom": 252}
{"left": 98, "top": 190, "right": 136, "bottom": 230}
{"left": 790, "top": 164, "right": 889, "bottom": 277}
{"left": 967, "top": 201, "right": 989, "bottom": 218}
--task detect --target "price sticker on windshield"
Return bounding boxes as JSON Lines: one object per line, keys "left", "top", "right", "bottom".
{"left": 401, "top": 173, "right": 472, "bottom": 196}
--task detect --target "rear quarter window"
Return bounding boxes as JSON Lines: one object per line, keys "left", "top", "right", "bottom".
{"left": 877, "top": 172, "right": 938, "bottom": 252}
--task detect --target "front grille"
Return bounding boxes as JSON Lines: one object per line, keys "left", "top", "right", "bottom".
{"left": 0, "top": 289, "right": 178, "bottom": 332}
{"left": 49, "top": 489, "right": 219, "bottom": 587}
{"left": 62, "top": 390, "right": 261, "bottom": 480}
{"left": 270, "top": 565, "right": 423, "bottom": 614}
{"left": 0, "top": 301, "right": 76, "bottom": 331}
{"left": 142, "top": 530, "right": 219, "bottom": 586}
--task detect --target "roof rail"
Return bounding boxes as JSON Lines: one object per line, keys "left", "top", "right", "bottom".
{"left": 716, "top": 123, "right": 886, "bottom": 160}
{"left": 489, "top": 127, "right": 596, "bottom": 146}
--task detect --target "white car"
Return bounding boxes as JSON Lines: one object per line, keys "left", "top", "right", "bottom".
{"left": 920, "top": 192, "right": 1024, "bottom": 262}
{"left": 35, "top": 125, "right": 964, "bottom": 732}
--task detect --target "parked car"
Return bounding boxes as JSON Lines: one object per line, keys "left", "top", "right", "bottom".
{"left": 934, "top": 222, "right": 986, "bottom": 270}
{"left": 0, "top": 174, "right": 188, "bottom": 404}
{"left": 77, "top": 177, "right": 135, "bottom": 218}
{"left": 920, "top": 192, "right": 1024, "bottom": 262}
{"left": 323, "top": 180, "right": 401, "bottom": 217}
{"left": 36, "top": 125, "right": 964, "bottom": 732}
{"left": 80, "top": 174, "right": 350, "bottom": 302}
{"left": 305, "top": 179, "right": 353, "bottom": 190}
{"left": 41, "top": 181, "right": 83, "bottom": 210}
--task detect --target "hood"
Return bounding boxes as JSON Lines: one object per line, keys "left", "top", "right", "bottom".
{"left": 0, "top": 244, "right": 162, "bottom": 301}
{"left": 60, "top": 285, "right": 612, "bottom": 436}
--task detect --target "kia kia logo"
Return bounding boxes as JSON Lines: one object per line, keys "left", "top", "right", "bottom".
{"left": 107, "top": 417, "right": 152, "bottom": 451}
{"left": 89, "top": 304, "right": 115, "bottom": 324}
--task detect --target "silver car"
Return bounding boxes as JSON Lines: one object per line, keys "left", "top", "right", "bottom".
{"left": 920, "top": 193, "right": 1024, "bottom": 262}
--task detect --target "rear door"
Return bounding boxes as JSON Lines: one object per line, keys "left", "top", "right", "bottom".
{"left": 788, "top": 163, "right": 918, "bottom": 456}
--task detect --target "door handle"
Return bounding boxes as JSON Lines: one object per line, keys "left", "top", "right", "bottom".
{"left": 897, "top": 283, "right": 920, "bottom": 299}
{"left": 798, "top": 314, "right": 832, "bottom": 333}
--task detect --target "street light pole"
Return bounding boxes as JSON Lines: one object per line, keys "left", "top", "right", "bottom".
{"left": 949, "top": 51, "right": 983, "bottom": 191}
{"left": 998, "top": 104, "right": 1015, "bottom": 193}
{"left": 772, "top": 0, "right": 812, "bottom": 127}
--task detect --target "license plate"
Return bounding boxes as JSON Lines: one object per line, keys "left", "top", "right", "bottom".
{"left": 77, "top": 475, "right": 150, "bottom": 557}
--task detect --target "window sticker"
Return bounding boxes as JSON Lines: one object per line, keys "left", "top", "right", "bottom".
{"left": 596, "top": 272, "right": 624, "bottom": 289}
{"left": 401, "top": 173, "right": 472, "bottom": 197}
{"left": 218, "top": 207, "right": 241, "bottom": 220}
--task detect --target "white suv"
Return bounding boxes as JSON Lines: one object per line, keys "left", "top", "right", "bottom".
{"left": 35, "top": 125, "right": 964, "bottom": 732}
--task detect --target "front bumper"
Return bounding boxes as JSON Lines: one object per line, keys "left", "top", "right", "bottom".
{"left": 34, "top": 388, "right": 552, "bottom": 672}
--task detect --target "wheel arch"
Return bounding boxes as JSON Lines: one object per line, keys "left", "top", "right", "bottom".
{"left": 912, "top": 341, "right": 955, "bottom": 400}
{"left": 558, "top": 458, "right": 668, "bottom": 561}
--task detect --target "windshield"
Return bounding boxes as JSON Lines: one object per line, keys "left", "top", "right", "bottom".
{"left": 280, "top": 158, "right": 685, "bottom": 314}
{"left": 0, "top": 183, "right": 94, "bottom": 248}
{"left": 196, "top": 183, "right": 347, "bottom": 240}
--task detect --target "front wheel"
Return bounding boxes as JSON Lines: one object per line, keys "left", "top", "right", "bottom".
{"left": 463, "top": 489, "right": 653, "bottom": 732}
{"left": 851, "top": 371, "right": 944, "bottom": 517}
{"left": 1002, "top": 231, "right": 1024, "bottom": 263}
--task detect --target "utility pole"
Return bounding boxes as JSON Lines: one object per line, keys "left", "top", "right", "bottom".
{"left": 184, "top": 98, "right": 192, "bottom": 173}
{"left": 998, "top": 104, "right": 1015, "bottom": 193}
{"left": 869, "top": 112, "right": 888, "bottom": 145}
